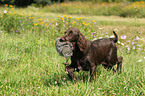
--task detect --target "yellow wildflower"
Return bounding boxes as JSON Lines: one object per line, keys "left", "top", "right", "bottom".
{"left": 12, "top": 13, "right": 16, "bottom": 15}
{"left": 61, "top": 18, "right": 64, "bottom": 21}
{"left": 50, "top": 19, "right": 53, "bottom": 21}
{"left": 79, "top": 17, "right": 83, "bottom": 20}
{"left": 41, "top": 21, "right": 44, "bottom": 24}
{"left": 73, "top": 21, "right": 76, "bottom": 23}
{"left": 72, "top": 21, "right": 76, "bottom": 25}
{"left": 34, "top": 23, "right": 38, "bottom": 25}
{"left": 63, "top": 15, "right": 67, "bottom": 18}
{"left": 29, "top": 17, "right": 34, "bottom": 19}
{"left": 140, "top": 1, "right": 145, "bottom": 4}
{"left": 92, "top": 20, "right": 96, "bottom": 22}
{"left": 37, "top": 19, "right": 42, "bottom": 21}
{"left": 24, "top": 13, "right": 27, "bottom": 16}
{"left": 85, "top": 23, "right": 90, "bottom": 25}
{"left": 5, "top": 4, "right": 8, "bottom": 6}
{"left": 68, "top": 16, "right": 72, "bottom": 19}
{"left": 19, "top": 13, "right": 22, "bottom": 16}
{"left": 75, "top": 18, "right": 80, "bottom": 21}
{"left": 9, "top": 5, "right": 13, "bottom": 7}
{"left": 82, "top": 21, "right": 85, "bottom": 25}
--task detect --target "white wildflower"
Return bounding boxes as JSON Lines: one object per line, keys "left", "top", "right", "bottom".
{"left": 62, "top": 78, "right": 66, "bottom": 81}
{"left": 126, "top": 40, "right": 130, "bottom": 43}
{"left": 114, "top": 29, "right": 118, "bottom": 31}
{"left": 118, "top": 41, "right": 121, "bottom": 44}
{"left": 136, "top": 36, "right": 140, "bottom": 40}
{"left": 137, "top": 59, "right": 142, "bottom": 62}
{"left": 99, "top": 28, "right": 102, "bottom": 30}
{"left": 121, "top": 35, "right": 127, "bottom": 39}
{"left": 4, "top": 10, "right": 7, "bottom": 14}
{"left": 105, "top": 35, "right": 109, "bottom": 38}
{"left": 110, "top": 35, "right": 114, "bottom": 38}
{"left": 133, "top": 46, "right": 135, "bottom": 49}
{"left": 93, "top": 38, "right": 97, "bottom": 41}
{"left": 99, "top": 37, "right": 103, "bottom": 39}
{"left": 121, "top": 43, "right": 124, "bottom": 46}
{"left": 55, "top": 81, "right": 57, "bottom": 84}
{"left": 56, "top": 23, "right": 58, "bottom": 26}
{"left": 126, "top": 46, "right": 130, "bottom": 51}
{"left": 138, "top": 48, "right": 141, "bottom": 51}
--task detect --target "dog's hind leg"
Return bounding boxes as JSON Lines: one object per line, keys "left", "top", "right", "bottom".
{"left": 65, "top": 66, "right": 78, "bottom": 80}
{"left": 102, "top": 62, "right": 116, "bottom": 74}
{"left": 117, "top": 56, "right": 123, "bottom": 74}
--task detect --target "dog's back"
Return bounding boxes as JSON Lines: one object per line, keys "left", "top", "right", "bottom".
{"left": 86, "top": 38, "right": 117, "bottom": 65}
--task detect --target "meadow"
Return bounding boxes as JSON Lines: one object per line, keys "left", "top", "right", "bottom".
{"left": 0, "top": 3, "right": 145, "bottom": 95}
{"left": 41, "top": 1, "right": 145, "bottom": 18}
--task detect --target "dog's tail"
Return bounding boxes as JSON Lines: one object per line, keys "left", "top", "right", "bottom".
{"left": 113, "top": 31, "right": 118, "bottom": 43}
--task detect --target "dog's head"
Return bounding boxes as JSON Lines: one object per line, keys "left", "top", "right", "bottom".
{"left": 60, "top": 28, "right": 80, "bottom": 43}
{"left": 60, "top": 28, "right": 90, "bottom": 53}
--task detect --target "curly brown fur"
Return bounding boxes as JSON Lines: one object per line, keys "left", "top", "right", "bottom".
{"left": 60, "top": 28, "right": 123, "bottom": 81}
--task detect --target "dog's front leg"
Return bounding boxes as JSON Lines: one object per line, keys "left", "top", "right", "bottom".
{"left": 90, "top": 64, "right": 97, "bottom": 81}
{"left": 65, "top": 66, "right": 77, "bottom": 80}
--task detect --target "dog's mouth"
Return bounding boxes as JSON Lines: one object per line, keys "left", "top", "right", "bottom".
{"left": 59, "top": 37, "right": 77, "bottom": 48}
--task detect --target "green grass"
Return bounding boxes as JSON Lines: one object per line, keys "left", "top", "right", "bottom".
{"left": 40, "top": 1, "right": 145, "bottom": 18}
{"left": 0, "top": 7, "right": 145, "bottom": 95}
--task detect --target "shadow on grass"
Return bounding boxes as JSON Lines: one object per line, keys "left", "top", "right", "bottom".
{"left": 42, "top": 66, "right": 106, "bottom": 87}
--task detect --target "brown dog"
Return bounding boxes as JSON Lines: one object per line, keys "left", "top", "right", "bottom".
{"left": 60, "top": 28, "right": 123, "bottom": 80}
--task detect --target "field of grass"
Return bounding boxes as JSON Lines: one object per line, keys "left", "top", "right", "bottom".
{"left": 40, "top": 1, "right": 145, "bottom": 18}
{"left": 0, "top": 5, "right": 145, "bottom": 95}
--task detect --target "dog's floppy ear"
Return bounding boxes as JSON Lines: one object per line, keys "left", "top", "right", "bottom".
{"left": 77, "top": 32, "right": 90, "bottom": 53}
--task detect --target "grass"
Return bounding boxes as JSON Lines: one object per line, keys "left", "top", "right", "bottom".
{"left": 39, "top": 1, "right": 145, "bottom": 18}
{"left": 0, "top": 6, "right": 145, "bottom": 95}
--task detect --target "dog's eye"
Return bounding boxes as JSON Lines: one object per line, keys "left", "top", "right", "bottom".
{"left": 64, "top": 32, "right": 67, "bottom": 34}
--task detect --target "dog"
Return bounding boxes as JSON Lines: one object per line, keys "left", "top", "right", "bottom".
{"left": 59, "top": 28, "right": 123, "bottom": 80}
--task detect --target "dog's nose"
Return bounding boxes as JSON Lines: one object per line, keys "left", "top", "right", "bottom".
{"left": 59, "top": 38, "right": 65, "bottom": 42}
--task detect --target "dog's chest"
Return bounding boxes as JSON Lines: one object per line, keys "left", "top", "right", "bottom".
{"left": 77, "top": 58, "right": 90, "bottom": 71}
